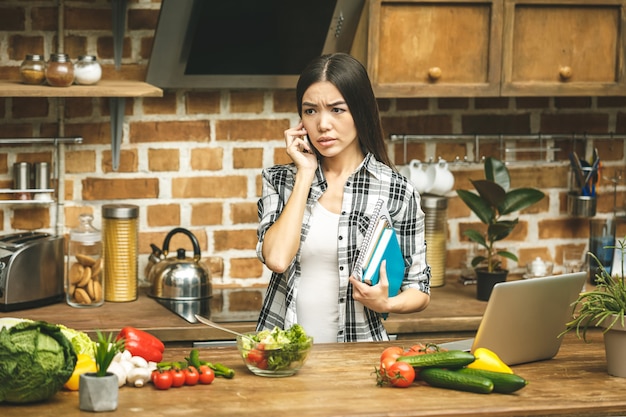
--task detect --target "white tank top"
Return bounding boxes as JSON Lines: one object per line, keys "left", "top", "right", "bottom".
{"left": 296, "top": 201, "right": 340, "bottom": 343}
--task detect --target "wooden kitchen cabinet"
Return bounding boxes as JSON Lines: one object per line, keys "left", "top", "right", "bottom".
{"left": 501, "top": 0, "right": 626, "bottom": 96}
{"left": 367, "top": 0, "right": 504, "bottom": 97}
{"left": 367, "top": 0, "right": 626, "bottom": 97}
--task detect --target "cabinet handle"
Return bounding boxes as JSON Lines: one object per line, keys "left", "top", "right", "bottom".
{"left": 559, "top": 66, "right": 573, "bottom": 81}
{"left": 428, "top": 67, "right": 442, "bottom": 81}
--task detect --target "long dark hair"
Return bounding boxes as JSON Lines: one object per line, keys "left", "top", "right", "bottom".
{"left": 296, "top": 53, "right": 393, "bottom": 168}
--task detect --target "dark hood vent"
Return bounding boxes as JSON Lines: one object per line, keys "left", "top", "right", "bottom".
{"left": 146, "top": 0, "right": 365, "bottom": 90}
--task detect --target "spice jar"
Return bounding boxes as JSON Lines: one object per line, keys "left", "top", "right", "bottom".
{"left": 74, "top": 55, "right": 102, "bottom": 85}
{"left": 19, "top": 54, "right": 45, "bottom": 85}
{"left": 103, "top": 204, "right": 139, "bottom": 302}
{"left": 66, "top": 214, "right": 104, "bottom": 308}
{"left": 45, "top": 53, "right": 74, "bottom": 87}
{"left": 12, "top": 162, "right": 31, "bottom": 200}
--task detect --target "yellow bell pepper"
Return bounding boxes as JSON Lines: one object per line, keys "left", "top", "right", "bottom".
{"left": 64, "top": 353, "right": 97, "bottom": 391}
{"left": 467, "top": 347, "right": 513, "bottom": 374}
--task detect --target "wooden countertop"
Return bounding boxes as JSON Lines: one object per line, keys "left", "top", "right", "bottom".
{"left": 1, "top": 330, "right": 624, "bottom": 417}
{"left": 0, "top": 276, "right": 486, "bottom": 343}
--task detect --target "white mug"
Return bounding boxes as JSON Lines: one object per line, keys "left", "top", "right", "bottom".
{"left": 405, "top": 160, "right": 430, "bottom": 194}
{"left": 425, "top": 160, "right": 455, "bottom": 196}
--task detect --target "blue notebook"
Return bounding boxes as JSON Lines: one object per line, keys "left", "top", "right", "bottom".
{"left": 352, "top": 199, "right": 405, "bottom": 297}
{"left": 361, "top": 226, "right": 404, "bottom": 297}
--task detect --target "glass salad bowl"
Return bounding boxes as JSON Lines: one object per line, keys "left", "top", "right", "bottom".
{"left": 236, "top": 326, "right": 313, "bottom": 377}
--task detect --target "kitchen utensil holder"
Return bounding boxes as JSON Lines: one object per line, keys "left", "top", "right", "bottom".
{"left": 567, "top": 192, "right": 596, "bottom": 218}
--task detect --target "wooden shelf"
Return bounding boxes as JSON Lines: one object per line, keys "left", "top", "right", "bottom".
{"left": 0, "top": 79, "right": 163, "bottom": 98}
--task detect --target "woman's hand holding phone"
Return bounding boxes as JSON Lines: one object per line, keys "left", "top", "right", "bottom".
{"left": 285, "top": 122, "right": 317, "bottom": 171}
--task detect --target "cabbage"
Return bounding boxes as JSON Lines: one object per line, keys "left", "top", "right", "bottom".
{"left": 58, "top": 324, "right": 96, "bottom": 358}
{"left": 0, "top": 320, "right": 77, "bottom": 404}
{"left": 0, "top": 317, "right": 31, "bottom": 329}
{"left": 0, "top": 318, "right": 95, "bottom": 358}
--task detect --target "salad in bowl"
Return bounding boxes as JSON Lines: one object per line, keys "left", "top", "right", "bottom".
{"left": 237, "top": 324, "right": 313, "bottom": 377}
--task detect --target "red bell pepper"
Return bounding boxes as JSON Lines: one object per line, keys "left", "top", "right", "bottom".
{"left": 116, "top": 326, "right": 165, "bottom": 363}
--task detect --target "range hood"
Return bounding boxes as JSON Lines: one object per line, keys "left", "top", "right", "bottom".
{"left": 146, "top": 0, "right": 365, "bottom": 90}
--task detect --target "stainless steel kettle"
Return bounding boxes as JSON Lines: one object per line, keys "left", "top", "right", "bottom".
{"left": 147, "top": 227, "right": 212, "bottom": 323}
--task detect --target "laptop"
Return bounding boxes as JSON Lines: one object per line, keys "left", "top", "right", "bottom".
{"left": 439, "top": 272, "right": 587, "bottom": 365}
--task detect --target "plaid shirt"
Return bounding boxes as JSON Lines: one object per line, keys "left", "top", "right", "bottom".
{"left": 256, "top": 153, "right": 431, "bottom": 342}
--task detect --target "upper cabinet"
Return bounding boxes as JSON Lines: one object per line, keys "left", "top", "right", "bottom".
{"left": 501, "top": 0, "right": 626, "bottom": 96}
{"left": 367, "top": 0, "right": 626, "bottom": 97}
{"left": 368, "top": 0, "right": 503, "bottom": 97}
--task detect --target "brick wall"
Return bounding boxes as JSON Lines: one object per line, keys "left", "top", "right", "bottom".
{"left": 1, "top": 1, "right": 625, "bottom": 315}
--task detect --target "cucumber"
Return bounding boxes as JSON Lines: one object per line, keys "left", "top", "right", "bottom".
{"left": 420, "top": 367, "right": 494, "bottom": 394}
{"left": 456, "top": 368, "right": 528, "bottom": 394}
{"left": 398, "top": 350, "right": 475, "bottom": 369}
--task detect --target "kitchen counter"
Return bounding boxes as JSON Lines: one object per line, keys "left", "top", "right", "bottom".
{"left": 1, "top": 330, "right": 623, "bottom": 417}
{"left": 0, "top": 276, "right": 486, "bottom": 343}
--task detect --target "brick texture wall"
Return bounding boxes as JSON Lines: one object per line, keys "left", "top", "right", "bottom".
{"left": 1, "top": 1, "right": 625, "bottom": 315}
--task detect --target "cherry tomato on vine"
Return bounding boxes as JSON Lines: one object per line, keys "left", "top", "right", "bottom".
{"left": 170, "top": 368, "right": 186, "bottom": 387}
{"left": 198, "top": 365, "right": 215, "bottom": 384}
{"left": 380, "top": 356, "right": 397, "bottom": 374}
{"left": 152, "top": 370, "right": 173, "bottom": 390}
{"left": 386, "top": 361, "right": 415, "bottom": 388}
{"left": 380, "top": 346, "right": 404, "bottom": 363}
{"left": 184, "top": 366, "right": 200, "bottom": 386}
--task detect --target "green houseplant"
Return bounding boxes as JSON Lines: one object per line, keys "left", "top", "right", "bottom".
{"left": 456, "top": 157, "right": 545, "bottom": 300}
{"left": 561, "top": 238, "right": 626, "bottom": 377}
{"left": 79, "top": 331, "right": 124, "bottom": 412}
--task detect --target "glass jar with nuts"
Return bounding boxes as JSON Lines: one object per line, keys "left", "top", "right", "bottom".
{"left": 66, "top": 213, "right": 104, "bottom": 307}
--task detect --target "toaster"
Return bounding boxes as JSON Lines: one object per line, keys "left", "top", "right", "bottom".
{"left": 0, "top": 232, "right": 65, "bottom": 311}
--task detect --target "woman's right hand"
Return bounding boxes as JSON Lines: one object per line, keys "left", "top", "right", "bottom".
{"left": 285, "top": 122, "right": 317, "bottom": 172}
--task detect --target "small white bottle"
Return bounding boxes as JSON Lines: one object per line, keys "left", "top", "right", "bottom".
{"left": 74, "top": 55, "right": 102, "bottom": 85}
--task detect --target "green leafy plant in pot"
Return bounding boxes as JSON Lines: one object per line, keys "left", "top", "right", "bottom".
{"left": 456, "top": 157, "right": 545, "bottom": 301}
{"left": 560, "top": 237, "right": 626, "bottom": 377}
{"left": 79, "top": 331, "right": 124, "bottom": 412}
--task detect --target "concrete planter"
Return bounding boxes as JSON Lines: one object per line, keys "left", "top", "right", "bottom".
{"left": 79, "top": 372, "right": 118, "bottom": 412}
{"left": 601, "top": 316, "right": 626, "bottom": 378}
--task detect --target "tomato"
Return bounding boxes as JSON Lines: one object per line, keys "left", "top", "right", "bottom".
{"left": 198, "top": 365, "right": 215, "bottom": 384}
{"left": 380, "top": 346, "right": 404, "bottom": 362}
{"left": 406, "top": 343, "right": 444, "bottom": 355}
{"left": 152, "top": 370, "right": 173, "bottom": 390}
{"left": 380, "top": 356, "right": 397, "bottom": 373}
{"left": 256, "top": 358, "right": 268, "bottom": 370}
{"left": 184, "top": 366, "right": 200, "bottom": 386}
{"left": 246, "top": 348, "right": 265, "bottom": 366}
{"left": 170, "top": 368, "right": 186, "bottom": 387}
{"left": 386, "top": 361, "right": 415, "bottom": 388}
{"left": 406, "top": 343, "right": 427, "bottom": 354}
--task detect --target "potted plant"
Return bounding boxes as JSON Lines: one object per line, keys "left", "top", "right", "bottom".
{"left": 79, "top": 331, "right": 124, "bottom": 412}
{"left": 456, "top": 157, "right": 545, "bottom": 301}
{"left": 561, "top": 238, "right": 626, "bottom": 377}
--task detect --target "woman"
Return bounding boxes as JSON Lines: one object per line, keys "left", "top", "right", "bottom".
{"left": 256, "top": 53, "right": 430, "bottom": 342}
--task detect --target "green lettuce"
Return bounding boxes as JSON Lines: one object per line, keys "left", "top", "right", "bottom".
{"left": 0, "top": 320, "right": 77, "bottom": 404}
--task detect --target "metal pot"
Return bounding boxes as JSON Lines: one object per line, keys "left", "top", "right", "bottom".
{"left": 148, "top": 228, "right": 212, "bottom": 323}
